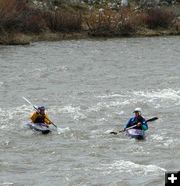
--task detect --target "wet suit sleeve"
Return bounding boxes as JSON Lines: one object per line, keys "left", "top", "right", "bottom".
{"left": 124, "top": 118, "right": 132, "bottom": 130}
{"left": 141, "top": 118, "right": 148, "bottom": 131}
{"left": 44, "top": 114, "right": 52, "bottom": 125}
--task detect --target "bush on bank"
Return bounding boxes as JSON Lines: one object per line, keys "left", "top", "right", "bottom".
{"left": 0, "top": 0, "right": 46, "bottom": 33}
{"left": 143, "top": 8, "right": 175, "bottom": 29}
{"left": 86, "top": 7, "right": 137, "bottom": 36}
{"left": 86, "top": 6, "right": 176, "bottom": 36}
{"left": 43, "top": 10, "right": 82, "bottom": 32}
{"left": 0, "top": 0, "right": 82, "bottom": 34}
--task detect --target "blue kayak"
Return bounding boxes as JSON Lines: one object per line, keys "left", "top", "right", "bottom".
{"left": 126, "top": 129, "right": 145, "bottom": 140}
{"left": 25, "top": 122, "right": 51, "bottom": 134}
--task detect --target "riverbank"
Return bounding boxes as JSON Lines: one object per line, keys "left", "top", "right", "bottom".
{"left": 1, "top": 28, "right": 179, "bottom": 45}
{"left": 0, "top": 0, "right": 179, "bottom": 45}
{"left": 0, "top": 32, "right": 88, "bottom": 45}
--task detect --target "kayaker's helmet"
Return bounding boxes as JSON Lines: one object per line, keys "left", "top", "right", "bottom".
{"left": 38, "top": 106, "right": 45, "bottom": 111}
{"left": 133, "top": 107, "right": 142, "bottom": 114}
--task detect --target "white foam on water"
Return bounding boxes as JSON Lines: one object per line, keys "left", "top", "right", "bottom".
{"left": 98, "top": 118, "right": 107, "bottom": 122}
{"left": 151, "top": 134, "right": 164, "bottom": 141}
{"left": 56, "top": 65, "right": 69, "bottom": 72}
{"left": 88, "top": 100, "right": 131, "bottom": 112}
{"left": 133, "top": 89, "right": 180, "bottom": 102}
{"left": 96, "top": 89, "right": 180, "bottom": 108}
{"left": 126, "top": 145, "right": 150, "bottom": 155}
{"left": 163, "top": 139, "right": 175, "bottom": 147}
{"left": 56, "top": 105, "right": 87, "bottom": 120}
{"left": 118, "top": 111, "right": 125, "bottom": 115}
{"left": 87, "top": 102, "right": 110, "bottom": 112}
{"left": 57, "top": 127, "right": 70, "bottom": 134}
{"left": 104, "top": 129, "right": 115, "bottom": 134}
{"left": 0, "top": 125, "right": 7, "bottom": 129}
{"left": 0, "top": 105, "right": 32, "bottom": 129}
{"left": 96, "top": 94, "right": 126, "bottom": 99}
{"left": 2, "top": 183, "right": 14, "bottom": 186}
{"left": 109, "top": 100, "right": 131, "bottom": 107}
{"left": 101, "top": 160, "right": 166, "bottom": 175}
{"left": 150, "top": 134, "right": 177, "bottom": 147}
{"left": 73, "top": 112, "right": 86, "bottom": 120}
{"left": 57, "top": 105, "right": 79, "bottom": 113}
{"left": 91, "top": 89, "right": 180, "bottom": 113}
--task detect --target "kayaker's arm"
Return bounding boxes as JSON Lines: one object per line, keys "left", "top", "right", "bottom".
{"left": 124, "top": 118, "right": 132, "bottom": 130}
{"left": 141, "top": 119, "right": 148, "bottom": 131}
{"left": 44, "top": 114, "right": 53, "bottom": 125}
{"left": 44, "top": 115, "right": 57, "bottom": 128}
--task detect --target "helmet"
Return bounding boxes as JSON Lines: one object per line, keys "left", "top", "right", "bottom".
{"left": 38, "top": 106, "right": 45, "bottom": 111}
{"left": 133, "top": 107, "right": 142, "bottom": 113}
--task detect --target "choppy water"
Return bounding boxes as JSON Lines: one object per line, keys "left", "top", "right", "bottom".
{"left": 0, "top": 36, "right": 180, "bottom": 186}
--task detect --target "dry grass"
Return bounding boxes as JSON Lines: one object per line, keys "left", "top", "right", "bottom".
{"left": 43, "top": 9, "right": 82, "bottom": 32}
{"left": 86, "top": 7, "right": 139, "bottom": 36}
{"left": 85, "top": 6, "right": 177, "bottom": 36}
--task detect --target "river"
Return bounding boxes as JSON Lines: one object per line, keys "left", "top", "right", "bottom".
{"left": 0, "top": 36, "right": 180, "bottom": 186}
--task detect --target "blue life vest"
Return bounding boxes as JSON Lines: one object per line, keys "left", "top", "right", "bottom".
{"left": 125, "top": 116, "right": 148, "bottom": 130}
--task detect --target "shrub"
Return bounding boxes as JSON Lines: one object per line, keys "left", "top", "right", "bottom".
{"left": 0, "top": 0, "right": 46, "bottom": 33}
{"left": 43, "top": 9, "right": 82, "bottom": 32}
{"left": 143, "top": 8, "right": 175, "bottom": 29}
{"left": 86, "top": 7, "right": 137, "bottom": 36}
{"left": 0, "top": 0, "right": 25, "bottom": 31}
{"left": 18, "top": 9, "right": 47, "bottom": 33}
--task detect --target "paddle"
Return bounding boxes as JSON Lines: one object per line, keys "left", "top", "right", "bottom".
{"left": 22, "top": 97, "right": 57, "bottom": 128}
{"left": 110, "top": 117, "right": 158, "bottom": 135}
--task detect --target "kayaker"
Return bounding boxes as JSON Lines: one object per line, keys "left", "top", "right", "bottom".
{"left": 30, "top": 106, "right": 52, "bottom": 126}
{"left": 124, "top": 108, "right": 148, "bottom": 131}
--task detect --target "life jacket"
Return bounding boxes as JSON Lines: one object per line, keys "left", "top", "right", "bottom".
{"left": 33, "top": 112, "right": 46, "bottom": 123}
{"left": 130, "top": 116, "right": 145, "bottom": 130}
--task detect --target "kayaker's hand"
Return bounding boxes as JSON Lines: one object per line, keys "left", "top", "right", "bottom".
{"left": 137, "top": 122, "right": 141, "bottom": 127}
{"left": 47, "top": 121, "right": 52, "bottom": 125}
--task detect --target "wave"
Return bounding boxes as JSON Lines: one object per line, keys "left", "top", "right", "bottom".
{"left": 97, "top": 88, "right": 180, "bottom": 102}
{"left": 97, "top": 94, "right": 126, "bottom": 99}
{"left": 150, "top": 134, "right": 177, "bottom": 147}
{"left": 94, "top": 88, "right": 180, "bottom": 110}
{"left": 55, "top": 105, "right": 87, "bottom": 120}
{"left": 100, "top": 160, "right": 166, "bottom": 175}
{"left": 0, "top": 105, "right": 40, "bottom": 132}
{"left": 57, "top": 127, "right": 70, "bottom": 134}
{"left": 133, "top": 88, "right": 180, "bottom": 101}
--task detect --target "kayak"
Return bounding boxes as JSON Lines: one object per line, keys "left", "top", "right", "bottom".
{"left": 126, "top": 129, "right": 145, "bottom": 140}
{"left": 25, "top": 122, "right": 51, "bottom": 134}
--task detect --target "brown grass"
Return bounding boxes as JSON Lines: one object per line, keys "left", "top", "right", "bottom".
{"left": 86, "top": 7, "right": 138, "bottom": 36}
{"left": 43, "top": 9, "right": 82, "bottom": 32}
